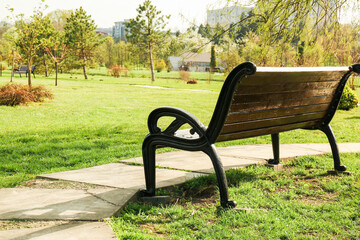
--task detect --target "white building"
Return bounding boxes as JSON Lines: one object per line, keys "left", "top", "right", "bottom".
{"left": 207, "top": 6, "right": 252, "bottom": 27}
{"left": 169, "top": 52, "right": 212, "bottom": 72}
{"left": 113, "top": 20, "right": 129, "bottom": 41}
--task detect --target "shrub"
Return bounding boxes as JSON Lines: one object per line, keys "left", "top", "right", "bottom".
{"left": 0, "top": 83, "right": 53, "bottom": 106}
{"left": 155, "top": 59, "right": 166, "bottom": 72}
{"left": 339, "top": 85, "right": 358, "bottom": 110}
{"left": 30, "top": 85, "right": 54, "bottom": 102}
{"left": 187, "top": 78, "right": 197, "bottom": 84}
{"left": 179, "top": 70, "right": 190, "bottom": 82}
{"left": 0, "top": 63, "right": 6, "bottom": 71}
{"left": 109, "top": 64, "right": 128, "bottom": 78}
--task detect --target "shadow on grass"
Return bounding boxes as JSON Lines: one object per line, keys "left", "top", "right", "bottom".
{"left": 345, "top": 116, "right": 360, "bottom": 120}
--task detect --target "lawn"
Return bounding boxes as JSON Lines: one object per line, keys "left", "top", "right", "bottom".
{"left": 0, "top": 68, "right": 359, "bottom": 188}
{"left": 0, "top": 69, "right": 223, "bottom": 187}
{"left": 109, "top": 153, "right": 360, "bottom": 239}
{"left": 1, "top": 67, "right": 360, "bottom": 239}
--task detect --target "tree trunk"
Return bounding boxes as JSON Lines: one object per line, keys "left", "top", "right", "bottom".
{"left": 43, "top": 52, "right": 49, "bottom": 77}
{"left": 27, "top": 60, "right": 32, "bottom": 87}
{"left": 83, "top": 56, "right": 88, "bottom": 79}
{"left": 149, "top": 41, "right": 155, "bottom": 82}
{"left": 55, "top": 62, "right": 58, "bottom": 86}
{"left": 11, "top": 50, "right": 15, "bottom": 82}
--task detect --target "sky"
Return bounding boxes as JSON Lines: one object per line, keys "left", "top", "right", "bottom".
{"left": 0, "top": 0, "right": 224, "bottom": 31}
{"left": 0, "top": 0, "right": 358, "bottom": 31}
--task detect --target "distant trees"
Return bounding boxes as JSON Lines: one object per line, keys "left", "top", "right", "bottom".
{"left": 47, "top": 9, "right": 72, "bottom": 31}
{"left": 126, "top": 0, "right": 170, "bottom": 81}
{"left": 64, "top": 7, "right": 102, "bottom": 79}
{"left": 1, "top": 0, "right": 359, "bottom": 85}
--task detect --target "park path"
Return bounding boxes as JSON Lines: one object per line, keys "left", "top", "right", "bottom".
{"left": 1, "top": 143, "right": 360, "bottom": 239}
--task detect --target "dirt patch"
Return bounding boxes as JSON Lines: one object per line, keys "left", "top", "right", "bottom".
{"left": 0, "top": 220, "right": 69, "bottom": 231}
{"left": 170, "top": 185, "right": 219, "bottom": 207}
{"left": 298, "top": 192, "right": 337, "bottom": 205}
{"left": 15, "top": 178, "right": 113, "bottom": 190}
{"left": 139, "top": 223, "right": 168, "bottom": 238}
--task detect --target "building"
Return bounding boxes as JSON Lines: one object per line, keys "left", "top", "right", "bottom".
{"left": 169, "top": 52, "right": 211, "bottom": 72}
{"left": 207, "top": 6, "right": 252, "bottom": 27}
{"left": 113, "top": 20, "right": 129, "bottom": 41}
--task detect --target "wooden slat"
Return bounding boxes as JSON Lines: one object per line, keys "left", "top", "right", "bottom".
{"left": 226, "top": 103, "right": 330, "bottom": 124}
{"left": 233, "top": 88, "right": 336, "bottom": 104}
{"left": 222, "top": 112, "right": 325, "bottom": 134}
{"left": 234, "top": 81, "right": 339, "bottom": 95}
{"left": 217, "top": 121, "right": 319, "bottom": 142}
{"left": 241, "top": 71, "right": 347, "bottom": 86}
{"left": 230, "top": 95, "right": 334, "bottom": 113}
{"left": 255, "top": 66, "right": 349, "bottom": 72}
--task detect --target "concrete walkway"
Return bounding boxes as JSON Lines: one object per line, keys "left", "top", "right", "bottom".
{"left": 1, "top": 143, "right": 360, "bottom": 239}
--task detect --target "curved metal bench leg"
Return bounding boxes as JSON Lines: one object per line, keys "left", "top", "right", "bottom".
{"left": 141, "top": 135, "right": 156, "bottom": 196}
{"left": 269, "top": 133, "right": 280, "bottom": 164}
{"left": 204, "top": 144, "right": 236, "bottom": 208}
{"left": 320, "top": 124, "right": 347, "bottom": 171}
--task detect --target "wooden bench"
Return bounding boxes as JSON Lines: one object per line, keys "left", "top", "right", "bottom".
{"left": 141, "top": 62, "right": 360, "bottom": 208}
{"left": 13, "top": 65, "right": 36, "bottom": 78}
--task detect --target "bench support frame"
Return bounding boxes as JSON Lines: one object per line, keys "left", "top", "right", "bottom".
{"left": 140, "top": 106, "right": 237, "bottom": 208}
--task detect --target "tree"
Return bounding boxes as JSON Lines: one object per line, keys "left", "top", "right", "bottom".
{"left": 210, "top": 45, "right": 217, "bottom": 70}
{"left": 64, "top": 7, "right": 102, "bottom": 79}
{"left": 15, "top": 12, "right": 48, "bottom": 87}
{"left": 35, "top": 15, "right": 55, "bottom": 77}
{"left": 47, "top": 9, "right": 72, "bottom": 31}
{"left": 222, "top": 0, "right": 358, "bottom": 44}
{"left": 126, "top": 0, "right": 170, "bottom": 81}
{"left": 44, "top": 34, "right": 67, "bottom": 86}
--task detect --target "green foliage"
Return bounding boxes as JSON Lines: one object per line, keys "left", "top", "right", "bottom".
{"left": 47, "top": 9, "right": 72, "bottom": 31}
{"left": 0, "top": 83, "right": 53, "bottom": 106}
{"left": 126, "top": 0, "right": 170, "bottom": 81}
{"left": 219, "top": 51, "right": 241, "bottom": 75}
{"left": 15, "top": 12, "right": 53, "bottom": 86}
{"left": 339, "top": 85, "right": 359, "bottom": 110}
{"left": 64, "top": 7, "right": 102, "bottom": 79}
{"left": 34, "top": 14, "right": 56, "bottom": 77}
{"left": 97, "top": 36, "right": 115, "bottom": 68}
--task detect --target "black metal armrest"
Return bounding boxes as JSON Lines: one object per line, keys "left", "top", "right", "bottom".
{"left": 147, "top": 107, "right": 207, "bottom": 138}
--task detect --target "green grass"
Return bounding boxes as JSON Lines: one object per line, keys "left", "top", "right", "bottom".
{"left": 0, "top": 68, "right": 359, "bottom": 188}
{"left": 109, "top": 153, "right": 360, "bottom": 239}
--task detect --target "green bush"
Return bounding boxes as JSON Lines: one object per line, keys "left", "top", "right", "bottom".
{"left": 338, "top": 85, "right": 358, "bottom": 110}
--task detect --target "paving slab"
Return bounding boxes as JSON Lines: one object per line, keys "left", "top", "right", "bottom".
{"left": 122, "top": 152, "right": 263, "bottom": 174}
{"left": 121, "top": 143, "right": 360, "bottom": 173}
{"left": 0, "top": 188, "right": 137, "bottom": 221}
{"left": 39, "top": 163, "right": 204, "bottom": 189}
{"left": 217, "top": 144, "right": 325, "bottom": 160}
{"left": 0, "top": 221, "right": 116, "bottom": 240}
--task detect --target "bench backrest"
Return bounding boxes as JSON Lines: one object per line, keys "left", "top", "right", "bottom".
{"left": 30, "top": 65, "right": 36, "bottom": 72}
{"left": 19, "top": 65, "right": 28, "bottom": 71}
{"left": 206, "top": 62, "right": 359, "bottom": 143}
